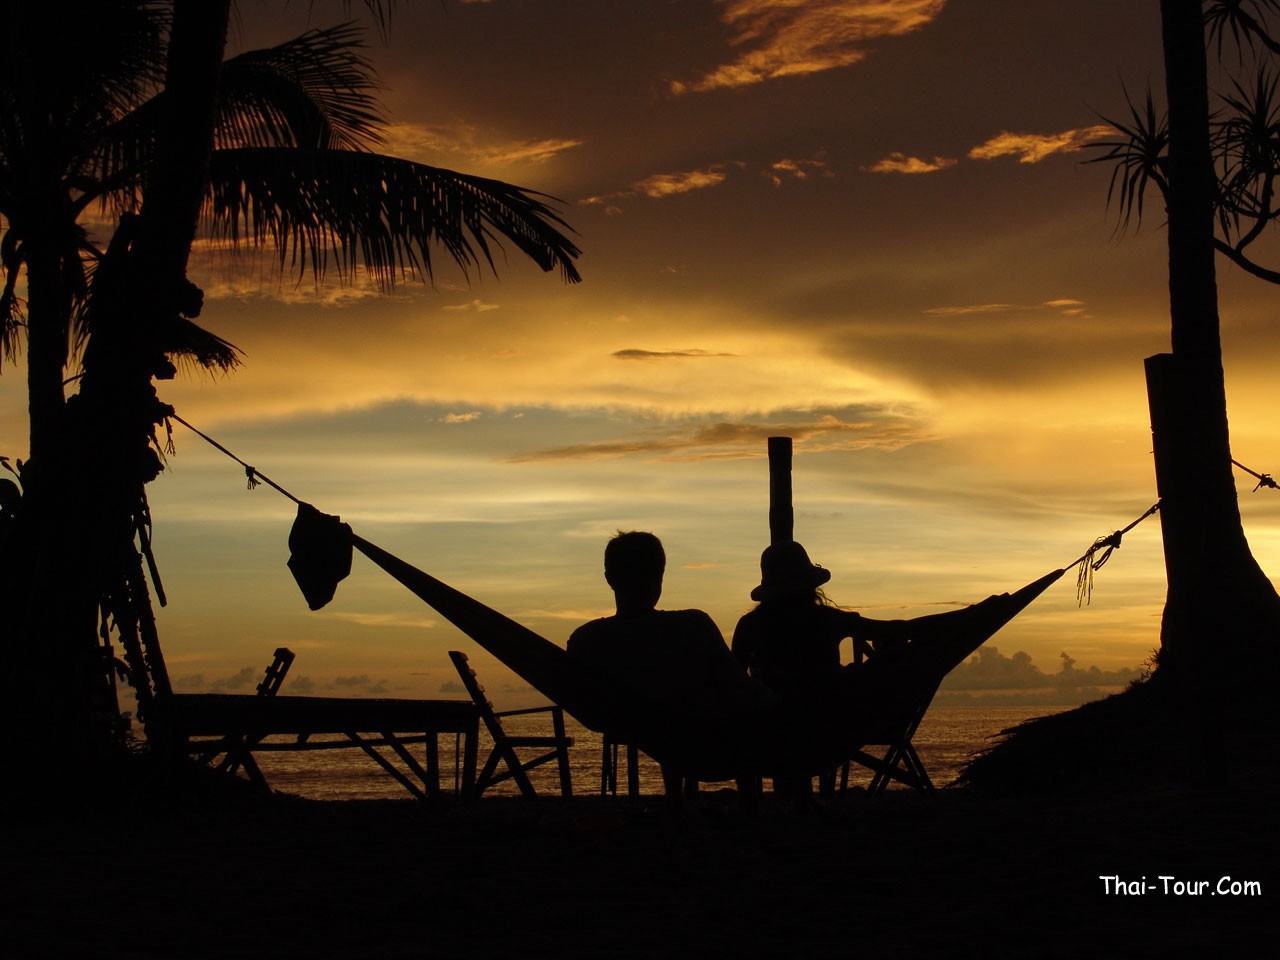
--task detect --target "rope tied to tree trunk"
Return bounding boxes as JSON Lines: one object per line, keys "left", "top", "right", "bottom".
{"left": 1068, "top": 501, "right": 1161, "bottom": 606}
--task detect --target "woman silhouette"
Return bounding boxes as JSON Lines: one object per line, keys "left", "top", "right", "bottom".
{"left": 732, "top": 541, "right": 907, "bottom": 800}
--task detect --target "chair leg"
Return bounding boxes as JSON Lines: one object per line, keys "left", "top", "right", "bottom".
{"left": 626, "top": 744, "right": 639, "bottom": 799}
{"left": 660, "top": 763, "right": 685, "bottom": 812}
{"left": 556, "top": 744, "right": 573, "bottom": 799}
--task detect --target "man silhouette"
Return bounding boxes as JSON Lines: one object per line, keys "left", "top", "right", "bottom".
{"left": 567, "top": 531, "right": 774, "bottom": 798}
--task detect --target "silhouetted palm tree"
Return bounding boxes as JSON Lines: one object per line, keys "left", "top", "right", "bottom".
{"left": 2, "top": 3, "right": 579, "bottom": 464}
{"left": 0, "top": 1, "right": 581, "bottom": 787}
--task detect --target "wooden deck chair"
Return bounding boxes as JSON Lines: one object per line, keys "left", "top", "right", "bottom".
{"left": 836, "top": 635, "right": 948, "bottom": 796}
{"left": 838, "top": 684, "right": 939, "bottom": 796}
{"left": 601, "top": 737, "right": 641, "bottom": 798}
{"left": 199, "top": 647, "right": 295, "bottom": 788}
{"left": 602, "top": 738, "right": 723, "bottom": 808}
{"left": 449, "top": 650, "right": 574, "bottom": 799}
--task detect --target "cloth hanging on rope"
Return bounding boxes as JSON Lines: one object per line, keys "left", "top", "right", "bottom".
{"left": 287, "top": 504, "right": 353, "bottom": 611}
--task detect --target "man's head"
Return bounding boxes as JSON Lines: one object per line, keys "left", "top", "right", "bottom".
{"left": 603, "top": 531, "right": 665, "bottom": 612}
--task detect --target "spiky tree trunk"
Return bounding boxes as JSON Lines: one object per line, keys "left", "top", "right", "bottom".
{"left": 1153, "top": 0, "right": 1280, "bottom": 718}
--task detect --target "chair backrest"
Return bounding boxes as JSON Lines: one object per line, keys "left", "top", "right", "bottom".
{"left": 256, "top": 647, "right": 295, "bottom": 697}
{"left": 448, "top": 651, "right": 507, "bottom": 742}
{"left": 858, "top": 668, "right": 944, "bottom": 747}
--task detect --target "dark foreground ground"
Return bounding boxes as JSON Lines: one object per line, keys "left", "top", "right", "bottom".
{"left": 7, "top": 773, "right": 1275, "bottom": 959}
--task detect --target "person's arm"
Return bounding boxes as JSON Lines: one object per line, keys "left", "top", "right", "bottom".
{"left": 838, "top": 609, "right": 909, "bottom": 661}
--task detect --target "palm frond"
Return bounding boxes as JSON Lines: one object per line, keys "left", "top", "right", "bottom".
{"left": 1, "top": 1, "right": 166, "bottom": 223}
{"left": 161, "top": 315, "right": 242, "bottom": 372}
{"left": 1, "top": 227, "right": 24, "bottom": 367}
{"left": 1085, "top": 87, "right": 1170, "bottom": 232}
{"left": 216, "top": 22, "right": 386, "bottom": 152}
{"left": 1206, "top": 0, "right": 1280, "bottom": 59}
{"left": 204, "top": 148, "right": 582, "bottom": 286}
{"left": 1214, "top": 66, "right": 1280, "bottom": 242}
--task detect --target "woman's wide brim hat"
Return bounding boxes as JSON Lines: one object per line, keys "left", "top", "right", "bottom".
{"left": 751, "top": 540, "right": 831, "bottom": 601}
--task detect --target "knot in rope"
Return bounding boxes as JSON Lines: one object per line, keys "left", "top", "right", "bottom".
{"left": 1232, "top": 458, "right": 1278, "bottom": 493}
{"left": 245, "top": 466, "right": 260, "bottom": 491}
{"left": 1071, "top": 501, "right": 1160, "bottom": 606}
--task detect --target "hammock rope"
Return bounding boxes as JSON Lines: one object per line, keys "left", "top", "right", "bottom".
{"left": 1232, "top": 458, "right": 1278, "bottom": 493}
{"left": 168, "top": 414, "right": 303, "bottom": 504}
{"left": 169, "top": 414, "right": 1168, "bottom": 607}
{"left": 1066, "top": 502, "right": 1161, "bottom": 606}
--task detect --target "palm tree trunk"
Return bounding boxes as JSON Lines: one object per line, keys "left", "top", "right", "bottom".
{"left": 17, "top": 1, "right": 236, "bottom": 784}
{"left": 1154, "top": 0, "right": 1280, "bottom": 708}
{"left": 21, "top": 239, "right": 68, "bottom": 472}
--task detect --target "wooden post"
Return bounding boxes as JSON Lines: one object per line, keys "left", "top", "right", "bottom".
{"left": 768, "top": 436, "right": 794, "bottom": 545}
{"left": 1145, "top": 354, "right": 1178, "bottom": 555}
{"left": 1145, "top": 353, "right": 1183, "bottom": 669}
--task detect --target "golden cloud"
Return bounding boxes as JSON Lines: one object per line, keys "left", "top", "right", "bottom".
{"left": 585, "top": 157, "right": 814, "bottom": 210}
{"left": 923, "top": 299, "right": 1092, "bottom": 319}
{"left": 864, "top": 152, "right": 958, "bottom": 175}
{"left": 612, "top": 348, "right": 737, "bottom": 360}
{"left": 633, "top": 167, "right": 730, "bottom": 198}
{"left": 326, "top": 612, "right": 439, "bottom": 630}
{"left": 923, "top": 303, "right": 1017, "bottom": 316}
{"left": 442, "top": 299, "right": 501, "bottom": 313}
{"left": 380, "top": 121, "right": 583, "bottom": 170}
{"left": 968, "top": 124, "right": 1115, "bottom": 164}
{"left": 673, "top": 0, "right": 949, "bottom": 94}
{"left": 507, "top": 412, "right": 932, "bottom": 463}
{"left": 766, "top": 156, "right": 831, "bottom": 186}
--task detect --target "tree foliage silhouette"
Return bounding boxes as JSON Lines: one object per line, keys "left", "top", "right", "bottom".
{"left": 962, "top": 1, "right": 1280, "bottom": 794}
{"left": 1093, "top": 0, "right": 1280, "bottom": 697}
{"left": 0, "top": 1, "right": 580, "bottom": 791}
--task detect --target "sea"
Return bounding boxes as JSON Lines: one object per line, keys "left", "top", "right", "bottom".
{"left": 242, "top": 706, "right": 1064, "bottom": 801}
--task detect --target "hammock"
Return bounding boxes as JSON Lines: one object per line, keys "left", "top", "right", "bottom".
{"left": 164, "top": 416, "right": 1151, "bottom": 780}
{"left": 346, "top": 528, "right": 1064, "bottom": 780}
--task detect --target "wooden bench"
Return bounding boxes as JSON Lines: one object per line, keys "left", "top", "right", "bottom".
{"left": 167, "top": 693, "right": 481, "bottom": 800}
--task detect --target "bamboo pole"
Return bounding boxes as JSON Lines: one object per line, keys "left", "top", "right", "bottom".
{"left": 768, "top": 436, "right": 794, "bottom": 545}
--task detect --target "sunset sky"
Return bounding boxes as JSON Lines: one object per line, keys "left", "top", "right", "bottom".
{"left": 4, "top": 0, "right": 1278, "bottom": 708}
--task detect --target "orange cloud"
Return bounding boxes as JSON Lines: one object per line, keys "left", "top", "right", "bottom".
{"left": 507, "top": 412, "right": 932, "bottom": 463}
{"left": 864, "top": 152, "right": 958, "bottom": 175}
{"left": 923, "top": 299, "right": 1092, "bottom": 319}
{"left": 766, "top": 156, "right": 830, "bottom": 186}
{"left": 612, "top": 348, "right": 737, "bottom": 360}
{"left": 380, "top": 121, "right": 583, "bottom": 169}
{"left": 442, "top": 299, "right": 500, "bottom": 313}
{"left": 586, "top": 157, "right": 817, "bottom": 209}
{"left": 633, "top": 167, "right": 730, "bottom": 198}
{"left": 968, "top": 124, "right": 1115, "bottom": 164}
{"left": 673, "top": 0, "right": 949, "bottom": 94}
{"left": 580, "top": 165, "right": 735, "bottom": 211}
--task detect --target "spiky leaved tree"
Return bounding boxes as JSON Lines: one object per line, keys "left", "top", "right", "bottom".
{"left": 0, "top": 1, "right": 581, "bottom": 795}
{"left": 1095, "top": 0, "right": 1280, "bottom": 723}
{"left": 961, "top": 1, "right": 1280, "bottom": 793}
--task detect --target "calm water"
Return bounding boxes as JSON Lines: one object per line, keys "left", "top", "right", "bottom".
{"left": 244, "top": 706, "right": 1063, "bottom": 801}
